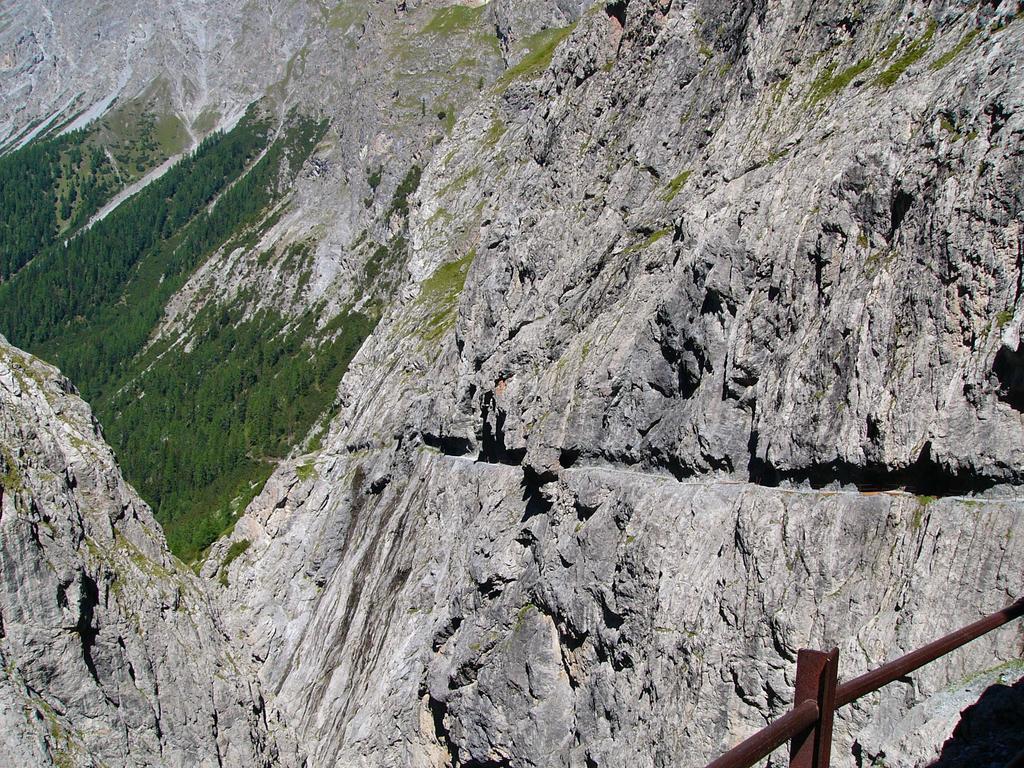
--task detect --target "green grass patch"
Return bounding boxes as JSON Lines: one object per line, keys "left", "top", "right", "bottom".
{"left": 878, "top": 35, "right": 903, "bottom": 60}
{"left": 367, "top": 165, "right": 383, "bottom": 190}
{"left": 218, "top": 538, "right": 252, "bottom": 587}
{"left": 484, "top": 116, "right": 507, "bottom": 148}
{"left": 384, "top": 8, "right": 502, "bottom": 127}
{"left": 875, "top": 22, "right": 936, "bottom": 87}
{"left": 864, "top": 248, "right": 896, "bottom": 277}
{"left": 358, "top": 234, "right": 409, "bottom": 310}
{"left": 0, "top": 447, "right": 23, "bottom": 492}
{"left": 93, "top": 92, "right": 189, "bottom": 182}
{"left": 192, "top": 107, "right": 221, "bottom": 135}
{"left": 937, "top": 114, "right": 977, "bottom": 142}
{"left": 417, "top": 250, "right": 475, "bottom": 342}
{"left": 152, "top": 113, "right": 188, "bottom": 157}
{"left": 426, "top": 207, "right": 453, "bottom": 225}
{"left": 956, "top": 657, "right": 1024, "bottom": 689}
{"left": 624, "top": 228, "right": 671, "bottom": 254}
{"left": 326, "top": 2, "right": 369, "bottom": 33}
{"left": 421, "top": 4, "right": 488, "bottom": 36}
{"left": 437, "top": 103, "right": 457, "bottom": 134}
{"left": 515, "top": 602, "right": 537, "bottom": 631}
{"left": 930, "top": 28, "right": 980, "bottom": 71}
{"left": 911, "top": 497, "right": 936, "bottom": 530}
{"left": 807, "top": 56, "right": 874, "bottom": 104}
{"left": 770, "top": 74, "right": 792, "bottom": 106}
{"left": 439, "top": 165, "right": 480, "bottom": 197}
{"left": 495, "top": 24, "right": 577, "bottom": 90}
{"left": 661, "top": 170, "right": 692, "bottom": 202}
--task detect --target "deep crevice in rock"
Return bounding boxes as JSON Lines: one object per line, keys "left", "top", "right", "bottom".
{"left": 993, "top": 343, "right": 1024, "bottom": 412}
{"left": 654, "top": 320, "right": 711, "bottom": 401}
{"left": 559, "top": 448, "right": 581, "bottom": 469}
{"left": 76, "top": 574, "right": 101, "bottom": 685}
{"left": 601, "top": 601, "right": 625, "bottom": 631}
{"left": 422, "top": 432, "right": 476, "bottom": 457}
{"left": 640, "top": 444, "right": 700, "bottom": 483}
{"left": 211, "top": 704, "right": 224, "bottom": 768}
{"left": 852, "top": 741, "right": 865, "bottom": 768}
{"left": 432, "top": 614, "right": 463, "bottom": 652}
{"left": 427, "top": 695, "right": 465, "bottom": 768}
{"left": 605, "top": 0, "right": 628, "bottom": 27}
{"left": 462, "top": 758, "right": 507, "bottom": 768}
{"left": 521, "top": 466, "right": 554, "bottom": 522}
{"left": 573, "top": 494, "right": 598, "bottom": 522}
{"left": 477, "top": 573, "right": 510, "bottom": 599}
{"left": 700, "top": 287, "right": 724, "bottom": 316}
{"left": 479, "top": 392, "right": 527, "bottom": 466}
{"left": 889, "top": 188, "right": 914, "bottom": 238}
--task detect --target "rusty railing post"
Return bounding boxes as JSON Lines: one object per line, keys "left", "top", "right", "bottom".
{"left": 789, "top": 648, "right": 840, "bottom": 768}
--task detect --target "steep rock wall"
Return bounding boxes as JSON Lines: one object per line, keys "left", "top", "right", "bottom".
{"left": 214, "top": 0, "right": 1024, "bottom": 765}
{"left": 0, "top": 337, "right": 289, "bottom": 767}
{"left": 1, "top": 0, "right": 1022, "bottom": 766}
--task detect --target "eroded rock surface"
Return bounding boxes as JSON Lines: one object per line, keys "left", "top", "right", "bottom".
{"left": 215, "top": 0, "right": 1024, "bottom": 765}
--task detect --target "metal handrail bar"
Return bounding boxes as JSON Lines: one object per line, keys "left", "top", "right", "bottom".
{"left": 703, "top": 596, "right": 1024, "bottom": 768}
{"left": 703, "top": 701, "right": 820, "bottom": 768}
{"left": 835, "top": 596, "right": 1024, "bottom": 707}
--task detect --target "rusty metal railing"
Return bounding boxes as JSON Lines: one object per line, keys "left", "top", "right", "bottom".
{"left": 704, "top": 596, "right": 1024, "bottom": 768}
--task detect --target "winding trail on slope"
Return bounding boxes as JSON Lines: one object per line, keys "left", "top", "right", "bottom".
{"left": 439, "top": 453, "right": 1022, "bottom": 505}
{"left": 77, "top": 152, "right": 184, "bottom": 234}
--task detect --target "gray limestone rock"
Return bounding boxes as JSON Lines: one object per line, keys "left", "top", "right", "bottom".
{"left": 216, "top": 0, "right": 1024, "bottom": 765}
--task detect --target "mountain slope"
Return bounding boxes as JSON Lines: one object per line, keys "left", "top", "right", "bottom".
{"left": 0, "top": 0, "right": 569, "bottom": 559}
{"left": 0, "top": 0, "right": 1022, "bottom": 767}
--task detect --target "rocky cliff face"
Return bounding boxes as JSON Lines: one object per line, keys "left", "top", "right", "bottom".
{"left": 211, "top": 0, "right": 1024, "bottom": 765}
{"left": 215, "top": 453, "right": 1023, "bottom": 767}
{"left": 0, "top": 337, "right": 286, "bottom": 766}
{"left": 2, "top": 0, "right": 1023, "bottom": 767}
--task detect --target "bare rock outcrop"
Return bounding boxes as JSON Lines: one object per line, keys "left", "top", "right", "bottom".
{"left": 0, "top": 338, "right": 288, "bottom": 767}
{"left": 2, "top": 0, "right": 1023, "bottom": 767}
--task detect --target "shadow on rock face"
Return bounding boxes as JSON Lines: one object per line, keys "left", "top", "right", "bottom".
{"left": 929, "top": 677, "right": 1024, "bottom": 768}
